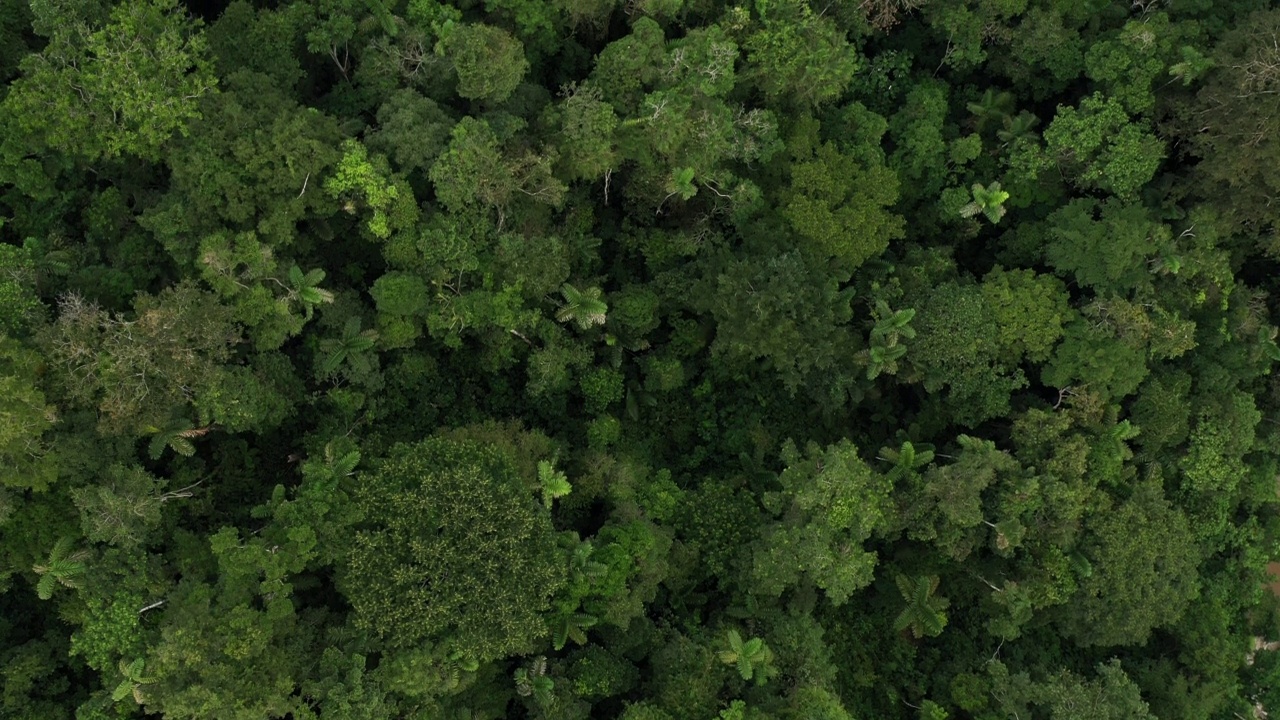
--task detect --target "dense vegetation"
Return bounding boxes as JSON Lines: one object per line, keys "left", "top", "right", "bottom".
{"left": 3, "top": 0, "right": 1280, "bottom": 717}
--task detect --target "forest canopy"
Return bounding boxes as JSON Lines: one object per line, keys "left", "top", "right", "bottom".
{"left": 2, "top": 0, "right": 1280, "bottom": 718}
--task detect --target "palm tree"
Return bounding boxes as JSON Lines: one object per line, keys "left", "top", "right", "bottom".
{"left": 111, "top": 657, "right": 155, "bottom": 704}
{"left": 669, "top": 166, "right": 697, "bottom": 201}
{"left": 997, "top": 111, "right": 1040, "bottom": 145}
{"left": 893, "top": 574, "right": 950, "bottom": 639}
{"left": 320, "top": 317, "right": 378, "bottom": 376}
{"left": 879, "top": 441, "right": 935, "bottom": 482}
{"left": 959, "top": 182, "right": 1010, "bottom": 224}
{"left": 365, "top": 0, "right": 399, "bottom": 36}
{"left": 556, "top": 283, "right": 608, "bottom": 330}
{"left": 967, "top": 89, "right": 1015, "bottom": 133}
{"left": 145, "top": 419, "right": 214, "bottom": 460}
{"left": 1149, "top": 249, "right": 1183, "bottom": 276}
{"left": 33, "top": 537, "right": 90, "bottom": 600}
{"left": 870, "top": 301, "right": 917, "bottom": 345}
{"left": 866, "top": 343, "right": 908, "bottom": 380}
{"left": 551, "top": 610, "right": 598, "bottom": 650}
{"left": 514, "top": 656, "right": 555, "bottom": 708}
{"left": 867, "top": 301, "right": 916, "bottom": 379}
{"left": 288, "top": 265, "right": 335, "bottom": 320}
{"left": 538, "top": 460, "right": 572, "bottom": 506}
{"left": 718, "top": 630, "right": 774, "bottom": 684}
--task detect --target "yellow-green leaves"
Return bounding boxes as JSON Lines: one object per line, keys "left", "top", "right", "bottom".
{"left": 325, "top": 139, "right": 419, "bottom": 240}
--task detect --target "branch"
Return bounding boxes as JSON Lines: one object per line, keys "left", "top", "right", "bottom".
{"left": 138, "top": 599, "right": 165, "bottom": 615}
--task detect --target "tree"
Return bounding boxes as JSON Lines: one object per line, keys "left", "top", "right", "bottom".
{"left": 547, "top": 83, "right": 619, "bottom": 181}
{"left": 325, "top": 139, "right": 419, "bottom": 240}
{"left": 339, "top": 437, "right": 565, "bottom": 661}
{"left": 71, "top": 464, "right": 191, "bottom": 548}
{"left": 989, "top": 7, "right": 1084, "bottom": 97}
{"left": 989, "top": 660, "right": 1156, "bottom": 720}
{"left": 741, "top": 0, "right": 860, "bottom": 106}
{"left": 429, "top": 117, "right": 566, "bottom": 227}
{"left": 0, "top": 336, "right": 58, "bottom": 490}
{"left": 556, "top": 283, "right": 608, "bottom": 331}
{"left": 753, "top": 439, "right": 892, "bottom": 604}
{"left": 365, "top": 89, "right": 457, "bottom": 175}
{"left": 32, "top": 537, "right": 89, "bottom": 600}
{"left": 2, "top": 0, "right": 217, "bottom": 160}
{"left": 909, "top": 281, "right": 1029, "bottom": 426}
{"left": 779, "top": 119, "right": 904, "bottom": 276}
{"left": 1041, "top": 318, "right": 1149, "bottom": 403}
{"left": 1042, "top": 92, "right": 1164, "bottom": 199}
{"left": 440, "top": 23, "right": 529, "bottom": 103}
{"left": 39, "top": 282, "right": 242, "bottom": 434}
{"left": 0, "top": 243, "right": 42, "bottom": 336}
{"left": 718, "top": 630, "right": 775, "bottom": 684}
{"left": 702, "top": 250, "right": 858, "bottom": 393}
{"left": 1057, "top": 481, "right": 1200, "bottom": 647}
{"left": 1084, "top": 15, "right": 1180, "bottom": 115}
{"left": 144, "top": 69, "right": 342, "bottom": 261}
{"left": 959, "top": 182, "right": 1010, "bottom": 224}
{"left": 111, "top": 657, "right": 155, "bottom": 704}
{"left": 893, "top": 574, "right": 949, "bottom": 639}
{"left": 1177, "top": 9, "right": 1280, "bottom": 234}
{"left": 1042, "top": 198, "right": 1169, "bottom": 294}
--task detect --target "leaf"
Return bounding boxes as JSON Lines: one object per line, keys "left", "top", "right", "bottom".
{"left": 727, "top": 629, "right": 743, "bottom": 652}
{"left": 332, "top": 450, "right": 361, "bottom": 476}
{"left": 321, "top": 349, "right": 348, "bottom": 375}
{"left": 36, "top": 572, "right": 57, "bottom": 600}
{"left": 147, "top": 434, "right": 168, "bottom": 460}
{"left": 299, "top": 286, "right": 335, "bottom": 306}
